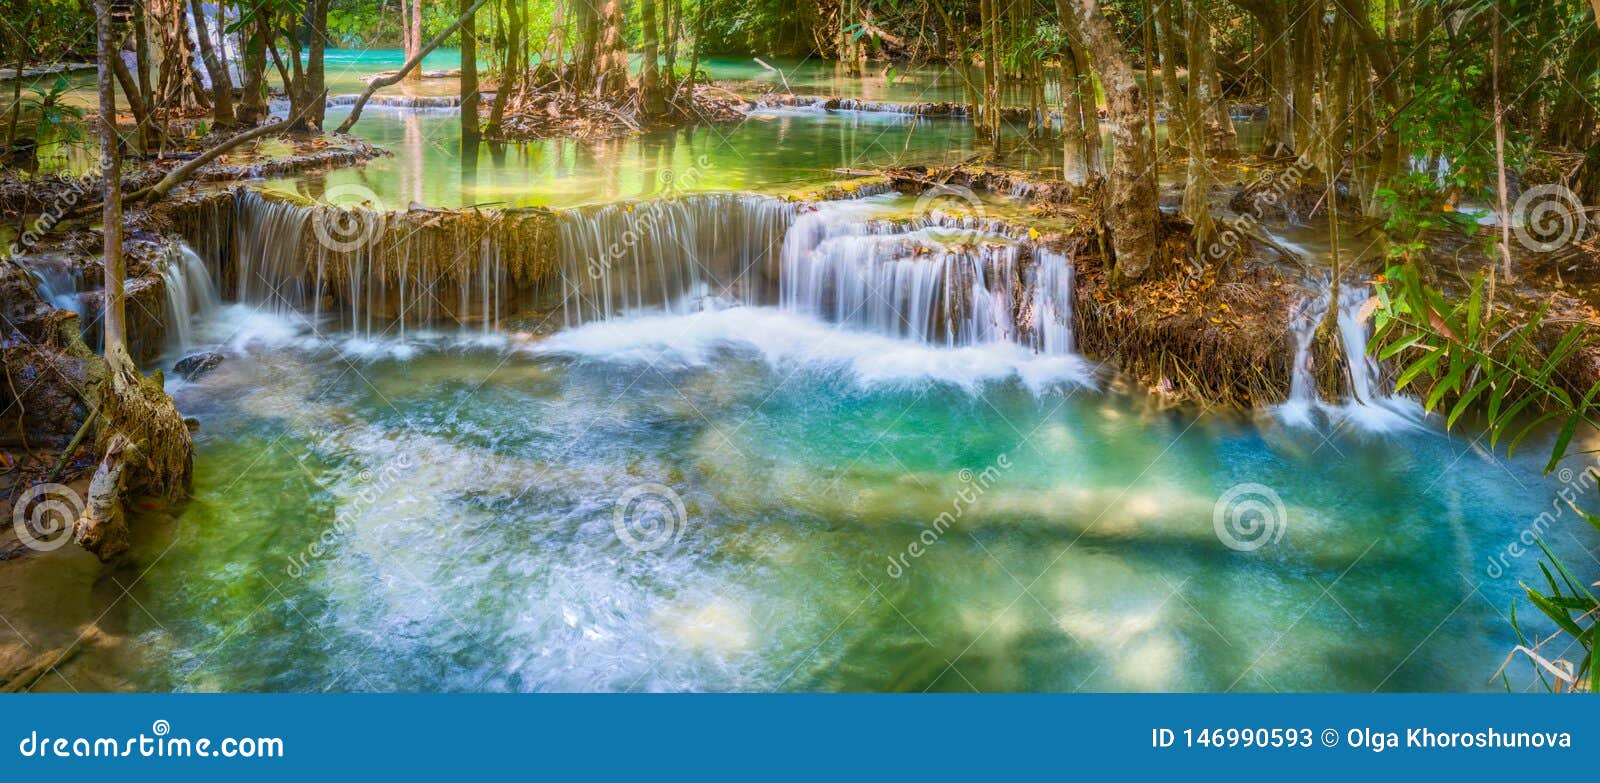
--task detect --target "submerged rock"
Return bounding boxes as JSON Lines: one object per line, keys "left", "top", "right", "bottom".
{"left": 173, "top": 351, "right": 224, "bottom": 380}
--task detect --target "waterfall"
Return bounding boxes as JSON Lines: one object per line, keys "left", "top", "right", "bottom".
{"left": 27, "top": 256, "right": 84, "bottom": 316}
{"left": 775, "top": 200, "right": 1075, "bottom": 353}
{"left": 779, "top": 223, "right": 1021, "bottom": 346}
{"left": 159, "top": 241, "right": 222, "bottom": 354}
{"left": 557, "top": 194, "right": 796, "bottom": 327}
{"left": 1279, "top": 296, "right": 1321, "bottom": 429}
{"left": 235, "top": 190, "right": 313, "bottom": 315}
{"left": 1027, "top": 250, "right": 1074, "bottom": 355}
{"left": 1278, "top": 283, "right": 1421, "bottom": 431}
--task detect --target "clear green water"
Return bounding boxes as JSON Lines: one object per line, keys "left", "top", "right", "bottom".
{"left": 79, "top": 306, "right": 1588, "bottom": 692}
{"left": 265, "top": 103, "right": 1059, "bottom": 209}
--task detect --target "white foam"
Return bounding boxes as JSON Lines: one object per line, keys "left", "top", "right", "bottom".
{"left": 531, "top": 306, "right": 1095, "bottom": 393}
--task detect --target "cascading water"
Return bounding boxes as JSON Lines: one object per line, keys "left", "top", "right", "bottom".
{"left": 235, "top": 190, "right": 313, "bottom": 315}
{"left": 1278, "top": 282, "right": 1422, "bottom": 431}
{"left": 557, "top": 193, "right": 796, "bottom": 327}
{"left": 776, "top": 199, "right": 1075, "bottom": 353}
{"left": 540, "top": 193, "right": 1087, "bottom": 390}
{"left": 159, "top": 241, "right": 222, "bottom": 354}
{"left": 26, "top": 255, "right": 84, "bottom": 316}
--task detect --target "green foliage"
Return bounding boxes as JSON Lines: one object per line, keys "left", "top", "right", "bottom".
{"left": 1372, "top": 173, "right": 1479, "bottom": 262}
{"left": 1374, "top": 259, "right": 1600, "bottom": 691}
{"left": 1506, "top": 537, "right": 1598, "bottom": 692}
{"left": 19, "top": 75, "right": 84, "bottom": 144}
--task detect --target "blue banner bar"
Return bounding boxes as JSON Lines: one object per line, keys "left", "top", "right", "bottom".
{"left": 0, "top": 694, "right": 1587, "bottom": 779}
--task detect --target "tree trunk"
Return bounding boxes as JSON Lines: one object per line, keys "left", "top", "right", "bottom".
{"left": 1157, "top": 0, "right": 1187, "bottom": 154}
{"left": 1069, "top": 0, "right": 1160, "bottom": 282}
{"left": 640, "top": 0, "right": 666, "bottom": 116}
{"left": 461, "top": 0, "right": 480, "bottom": 142}
{"left": 236, "top": 14, "right": 269, "bottom": 125}
{"left": 1491, "top": 0, "right": 1513, "bottom": 279}
{"left": 96, "top": 0, "right": 132, "bottom": 376}
{"left": 406, "top": 0, "right": 423, "bottom": 82}
{"left": 486, "top": 0, "right": 521, "bottom": 136}
{"left": 337, "top": 0, "right": 493, "bottom": 134}
{"left": 188, "top": 0, "right": 235, "bottom": 128}
{"left": 1182, "top": 0, "right": 1217, "bottom": 256}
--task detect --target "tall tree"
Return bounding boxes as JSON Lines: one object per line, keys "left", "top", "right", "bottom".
{"left": 188, "top": 0, "right": 236, "bottom": 128}
{"left": 1066, "top": 0, "right": 1160, "bottom": 282}
{"left": 460, "top": 0, "right": 480, "bottom": 141}
{"left": 95, "top": 0, "right": 131, "bottom": 375}
{"left": 640, "top": 0, "right": 666, "bottom": 115}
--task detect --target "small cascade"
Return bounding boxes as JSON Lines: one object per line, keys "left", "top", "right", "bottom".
{"left": 159, "top": 241, "right": 222, "bottom": 354}
{"left": 26, "top": 256, "right": 84, "bottom": 316}
{"left": 1278, "top": 283, "right": 1421, "bottom": 431}
{"left": 1279, "top": 296, "right": 1321, "bottom": 429}
{"left": 557, "top": 193, "right": 796, "bottom": 327}
{"left": 777, "top": 199, "right": 1076, "bottom": 352}
{"left": 1027, "top": 250, "right": 1074, "bottom": 355}
{"left": 780, "top": 223, "right": 1021, "bottom": 345}
{"left": 235, "top": 190, "right": 314, "bottom": 315}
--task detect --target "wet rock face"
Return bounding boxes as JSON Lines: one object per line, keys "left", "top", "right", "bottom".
{"left": 172, "top": 351, "right": 224, "bottom": 380}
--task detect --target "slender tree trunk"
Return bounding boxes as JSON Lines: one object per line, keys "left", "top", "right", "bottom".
{"left": 406, "top": 0, "right": 423, "bottom": 82}
{"left": 1291, "top": 2, "right": 1319, "bottom": 169}
{"left": 1492, "top": 0, "right": 1513, "bottom": 279}
{"left": 1069, "top": 0, "right": 1161, "bottom": 282}
{"left": 96, "top": 0, "right": 132, "bottom": 375}
{"left": 461, "top": 0, "right": 480, "bottom": 141}
{"left": 640, "top": 0, "right": 666, "bottom": 115}
{"left": 110, "top": 55, "right": 151, "bottom": 154}
{"left": 486, "top": 0, "right": 520, "bottom": 135}
{"left": 134, "top": 2, "right": 155, "bottom": 137}
{"left": 1059, "top": 39, "right": 1091, "bottom": 186}
{"left": 305, "top": 0, "right": 329, "bottom": 130}
{"left": 1182, "top": 0, "right": 1217, "bottom": 255}
{"left": 188, "top": 0, "right": 235, "bottom": 127}
{"left": 1157, "top": 0, "right": 1187, "bottom": 153}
